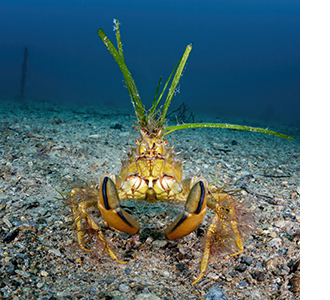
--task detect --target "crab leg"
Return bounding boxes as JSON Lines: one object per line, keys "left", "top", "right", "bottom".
{"left": 72, "top": 198, "right": 98, "bottom": 252}
{"left": 192, "top": 196, "right": 244, "bottom": 284}
{"left": 165, "top": 181, "right": 207, "bottom": 240}
{"left": 98, "top": 175, "right": 140, "bottom": 234}
{"left": 74, "top": 199, "right": 127, "bottom": 263}
{"left": 191, "top": 213, "right": 218, "bottom": 285}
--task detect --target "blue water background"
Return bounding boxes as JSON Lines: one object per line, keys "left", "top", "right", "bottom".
{"left": 0, "top": 0, "right": 299, "bottom": 125}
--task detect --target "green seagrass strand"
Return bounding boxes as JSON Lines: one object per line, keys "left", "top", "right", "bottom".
{"left": 97, "top": 20, "right": 293, "bottom": 142}
{"left": 159, "top": 44, "right": 193, "bottom": 126}
{"left": 149, "top": 56, "right": 183, "bottom": 121}
{"left": 114, "top": 20, "right": 124, "bottom": 58}
{"left": 97, "top": 27, "right": 147, "bottom": 127}
{"left": 163, "top": 123, "right": 294, "bottom": 140}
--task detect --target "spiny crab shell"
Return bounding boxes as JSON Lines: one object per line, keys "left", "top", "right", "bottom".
{"left": 118, "top": 130, "right": 187, "bottom": 203}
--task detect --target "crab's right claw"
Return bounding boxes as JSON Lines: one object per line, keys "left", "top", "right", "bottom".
{"left": 98, "top": 175, "right": 140, "bottom": 234}
{"left": 165, "top": 181, "right": 207, "bottom": 240}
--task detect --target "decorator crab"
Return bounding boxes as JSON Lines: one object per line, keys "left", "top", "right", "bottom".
{"left": 61, "top": 19, "right": 293, "bottom": 284}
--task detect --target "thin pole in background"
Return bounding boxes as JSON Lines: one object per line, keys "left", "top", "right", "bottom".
{"left": 20, "top": 47, "right": 28, "bottom": 100}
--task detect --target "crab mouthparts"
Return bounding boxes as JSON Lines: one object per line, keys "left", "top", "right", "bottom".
{"left": 145, "top": 188, "right": 158, "bottom": 203}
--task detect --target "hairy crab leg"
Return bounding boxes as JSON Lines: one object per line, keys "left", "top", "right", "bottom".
{"left": 192, "top": 214, "right": 218, "bottom": 285}
{"left": 74, "top": 198, "right": 127, "bottom": 264}
{"left": 72, "top": 199, "right": 97, "bottom": 252}
{"left": 192, "top": 196, "right": 244, "bottom": 285}
{"left": 229, "top": 219, "right": 243, "bottom": 257}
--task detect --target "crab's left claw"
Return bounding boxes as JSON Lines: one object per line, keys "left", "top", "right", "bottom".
{"left": 99, "top": 175, "right": 140, "bottom": 234}
{"left": 165, "top": 181, "right": 207, "bottom": 240}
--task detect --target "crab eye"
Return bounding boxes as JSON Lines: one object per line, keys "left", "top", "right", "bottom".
{"left": 135, "top": 140, "right": 138, "bottom": 144}
{"left": 164, "top": 141, "right": 167, "bottom": 145}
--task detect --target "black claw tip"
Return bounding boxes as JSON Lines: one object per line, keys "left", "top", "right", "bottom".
{"left": 195, "top": 181, "right": 205, "bottom": 215}
{"left": 102, "top": 176, "right": 111, "bottom": 210}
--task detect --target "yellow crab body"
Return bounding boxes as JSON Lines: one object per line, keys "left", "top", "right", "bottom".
{"left": 117, "top": 132, "right": 183, "bottom": 203}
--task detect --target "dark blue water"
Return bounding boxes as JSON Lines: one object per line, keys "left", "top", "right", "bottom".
{"left": 0, "top": 0, "right": 299, "bottom": 125}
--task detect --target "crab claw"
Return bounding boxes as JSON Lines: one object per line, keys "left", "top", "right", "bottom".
{"left": 165, "top": 181, "right": 207, "bottom": 240}
{"left": 98, "top": 175, "right": 140, "bottom": 234}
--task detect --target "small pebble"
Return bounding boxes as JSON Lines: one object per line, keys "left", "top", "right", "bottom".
{"left": 290, "top": 258, "right": 300, "bottom": 273}
{"left": 152, "top": 240, "right": 168, "bottom": 249}
{"left": 241, "top": 256, "right": 253, "bottom": 265}
{"left": 89, "top": 286, "right": 100, "bottom": 295}
{"left": 239, "top": 281, "right": 248, "bottom": 288}
{"left": 135, "top": 293, "right": 161, "bottom": 300}
{"left": 88, "top": 134, "right": 100, "bottom": 138}
{"left": 235, "top": 264, "right": 247, "bottom": 272}
{"left": 205, "top": 287, "right": 228, "bottom": 300}
{"left": 225, "top": 274, "right": 232, "bottom": 282}
{"left": 268, "top": 231, "right": 277, "bottom": 238}
{"left": 268, "top": 237, "right": 282, "bottom": 247}
{"left": 161, "top": 270, "right": 170, "bottom": 277}
{"left": 253, "top": 271, "right": 266, "bottom": 282}
{"left": 2, "top": 216, "right": 13, "bottom": 228}
{"left": 289, "top": 276, "right": 300, "bottom": 293}
{"left": 40, "top": 270, "right": 48, "bottom": 277}
{"left": 264, "top": 257, "right": 279, "bottom": 270}
{"left": 207, "top": 272, "right": 220, "bottom": 280}
{"left": 273, "top": 265, "right": 290, "bottom": 276}
{"left": 15, "top": 270, "right": 31, "bottom": 278}
{"left": 3, "top": 227, "right": 19, "bottom": 242}
{"left": 274, "top": 220, "right": 294, "bottom": 229}
{"left": 244, "top": 273, "right": 253, "bottom": 283}
{"left": 36, "top": 282, "right": 43, "bottom": 289}
{"left": 4, "top": 262, "right": 16, "bottom": 275}
{"left": 110, "top": 122, "right": 123, "bottom": 130}
{"left": 48, "top": 249, "right": 62, "bottom": 257}
{"left": 118, "top": 283, "right": 130, "bottom": 293}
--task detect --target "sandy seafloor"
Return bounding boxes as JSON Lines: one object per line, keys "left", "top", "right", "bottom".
{"left": 0, "top": 99, "right": 300, "bottom": 300}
